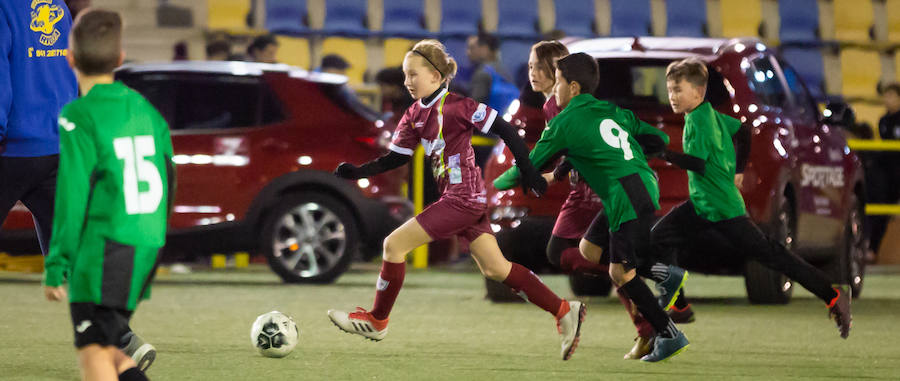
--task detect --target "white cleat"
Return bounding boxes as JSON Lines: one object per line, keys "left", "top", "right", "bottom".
{"left": 120, "top": 332, "right": 156, "bottom": 372}
{"left": 556, "top": 301, "right": 586, "bottom": 360}
{"left": 327, "top": 307, "right": 388, "bottom": 341}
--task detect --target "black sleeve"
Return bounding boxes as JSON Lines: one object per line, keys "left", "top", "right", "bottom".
{"left": 662, "top": 150, "right": 706, "bottom": 175}
{"left": 489, "top": 117, "right": 538, "bottom": 174}
{"left": 165, "top": 156, "right": 176, "bottom": 219}
{"left": 732, "top": 124, "right": 751, "bottom": 173}
{"left": 635, "top": 134, "right": 667, "bottom": 158}
{"left": 352, "top": 151, "right": 411, "bottom": 178}
{"left": 552, "top": 159, "right": 573, "bottom": 182}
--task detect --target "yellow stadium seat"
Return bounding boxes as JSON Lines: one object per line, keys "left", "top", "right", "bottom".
{"left": 720, "top": 0, "right": 762, "bottom": 38}
{"left": 849, "top": 101, "right": 883, "bottom": 135}
{"left": 384, "top": 38, "right": 416, "bottom": 68}
{"left": 840, "top": 48, "right": 881, "bottom": 99}
{"left": 207, "top": 0, "right": 251, "bottom": 31}
{"left": 275, "top": 36, "right": 311, "bottom": 69}
{"left": 888, "top": 0, "right": 900, "bottom": 43}
{"left": 833, "top": 0, "right": 874, "bottom": 42}
{"left": 321, "top": 37, "right": 368, "bottom": 84}
{"left": 895, "top": 51, "right": 900, "bottom": 84}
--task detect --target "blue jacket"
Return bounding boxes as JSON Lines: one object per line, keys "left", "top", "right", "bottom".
{"left": 0, "top": 0, "right": 77, "bottom": 157}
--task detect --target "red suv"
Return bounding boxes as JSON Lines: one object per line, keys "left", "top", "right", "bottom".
{"left": 486, "top": 37, "right": 866, "bottom": 304}
{"left": 0, "top": 62, "right": 412, "bottom": 283}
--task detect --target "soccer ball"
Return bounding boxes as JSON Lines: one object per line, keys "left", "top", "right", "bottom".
{"left": 250, "top": 311, "right": 299, "bottom": 358}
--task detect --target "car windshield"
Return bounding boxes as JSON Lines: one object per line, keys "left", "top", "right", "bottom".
{"left": 594, "top": 59, "right": 729, "bottom": 114}
{"left": 317, "top": 83, "right": 384, "bottom": 122}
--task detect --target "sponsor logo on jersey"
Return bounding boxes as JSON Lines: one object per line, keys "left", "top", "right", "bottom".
{"left": 30, "top": 0, "right": 65, "bottom": 46}
{"left": 414, "top": 122, "right": 425, "bottom": 128}
{"left": 421, "top": 138, "right": 445, "bottom": 157}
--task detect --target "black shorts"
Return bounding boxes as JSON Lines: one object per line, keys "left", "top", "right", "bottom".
{"left": 608, "top": 215, "right": 654, "bottom": 270}
{"left": 585, "top": 173, "right": 656, "bottom": 270}
{"left": 70, "top": 303, "right": 132, "bottom": 348}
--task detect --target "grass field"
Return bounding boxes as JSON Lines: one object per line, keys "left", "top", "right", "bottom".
{"left": 1, "top": 264, "right": 898, "bottom": 380}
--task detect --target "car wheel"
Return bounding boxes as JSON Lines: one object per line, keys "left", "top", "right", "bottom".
{"left": 484, "top": 278, "right": 525, "bottom": 303}
{"left": 484, "top": 218, "right": 555, "bottom": 303}
{"left": 568, "top": 272, "right": 613, "bottom": 297}
{"left": 260, "top": 192, "right": 358, "bottom": 283}
{"left": 842, "top": 194, "right": 866, "bottom": 298}
{"left": 744, "top": 194, "right": 794, "bottom": 304}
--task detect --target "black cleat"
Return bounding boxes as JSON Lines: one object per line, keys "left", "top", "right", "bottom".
{"left": 828, "top": 287, "right": 852, "bottom": 339}
{"left": 668, "top": 304, "right": 695, "bottom": 324}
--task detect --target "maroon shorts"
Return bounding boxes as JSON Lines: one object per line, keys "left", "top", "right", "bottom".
{"left": 552, "top": 182, "right": 604, "bottom": 239}
{"left": 416, "top": 196, "right": 492, "bottom": 244}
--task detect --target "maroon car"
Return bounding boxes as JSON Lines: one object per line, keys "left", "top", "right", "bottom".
{"left": 0, "top": 62, "right": 412, "bottom": 283}
{"left": 486, "top": 37, "right": 866, "bottom": 304}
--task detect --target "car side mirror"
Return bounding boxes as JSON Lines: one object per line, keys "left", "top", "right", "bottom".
{"left": 822, "top": 101, "right": 856, "bottom": 127}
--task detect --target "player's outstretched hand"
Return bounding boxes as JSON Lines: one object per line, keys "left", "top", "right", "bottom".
{"left": 520, "top": 168, "right": 548, "bottom": 197}
{"left": 44, "top": 286, "right": 66, "bottom": 302}
{"left": 334, "top": 162, "right": 360, "bottom": 179}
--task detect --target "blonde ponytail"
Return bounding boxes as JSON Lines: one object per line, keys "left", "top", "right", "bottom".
{"left": 409, "top": 39, "right": 458, "bottom": 82}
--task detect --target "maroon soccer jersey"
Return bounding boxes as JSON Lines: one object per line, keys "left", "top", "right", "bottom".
{"left": 543, "top": 95, "right": 562, "bottom": 121}
{"left": 390, "top": 88, "right": 498, "bottom": 204}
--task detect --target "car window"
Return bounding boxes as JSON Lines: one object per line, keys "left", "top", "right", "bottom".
{"left": 593, "top": 59, "right": 729, "bottom": 113}
{"left": 120, "top": 73, "right": 285, "bottom": 130}
{"left": 746, "top": 57, "right": 788, "bottom": 109}
{"left": 318, "top": 83, "right": 383, "bottom": 122}
{"left": 776, "top": 58, "right": 817, "bottom": 121}
{"left": 121, "top": 73, "right": 176, "bottom": 124}
{"left": 176, "top": 75, "right": 275, "bottom": 130}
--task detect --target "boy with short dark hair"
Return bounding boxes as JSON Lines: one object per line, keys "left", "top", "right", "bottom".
{"left": 43, "top": 8, "right": 175, "bottom": 381}
{"left": 494, "top": 52, "right": 690, "bottom": 362}
{"left": 656, "top": 57, "right": 851, "bottom": 338}
{"left": 247, "top": 34, "right": 278, "bottom": 63}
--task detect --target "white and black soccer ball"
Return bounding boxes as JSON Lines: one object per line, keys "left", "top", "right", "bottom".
{"left": 250, "top": 311, "right": 299, "bottom": 358}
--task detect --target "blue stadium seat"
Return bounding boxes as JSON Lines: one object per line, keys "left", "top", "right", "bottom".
{"left": 554, "top": 0, "right": 595, "bottom": 37}
{"left": 500, "top": 39, "right": 535, "bottom": 84}
{"left": 779, "top": 0, "right": 819, "bottom": 44}
{"left": 496, "top": 0, "right": 540, "bottom": 39}
{"left": 781, "top": 47, "right": 825, "bottom": 101}
{"left": 666, "top": 0, "right": 707, "bottom": 37}
{"left": 610, "top": 0, "right": 651, "bottom": 37}
{"left": 265, "top": 0, "right": 308, "bottom": 35}
{"left": 441, "top": 0, "right": 482, "bottom": 37}
{"left": 382, "top": 0, "right": 429, "bottom": 37}
{"left": 442, "top": 37, "right": 474, "bottom": 85}
{"left": 321, "top": 0, "right": 368, "bottom": 36}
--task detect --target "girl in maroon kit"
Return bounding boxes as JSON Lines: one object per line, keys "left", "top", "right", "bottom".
{"left": 327, "top": 40, "right": 586, "bottom": 361}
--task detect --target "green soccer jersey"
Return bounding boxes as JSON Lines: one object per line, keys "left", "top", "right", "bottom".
{"left": 683, "top": 101, "right": 746, "bottom": 221}
{"left": 44, "top": 82, "right": 174, "bottom": 310}
{"left": 494, "top": 94, "right": 669, "bottom": 231}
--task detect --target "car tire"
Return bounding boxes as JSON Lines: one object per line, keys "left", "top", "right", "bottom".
{"left": 568, "top": 272, "right": 613, "bottom": 297}
{"left": 484, "top": 278, "right": 525, "bottom": 303}
{"left": 744, "top": 193, "right": 794, "bottom": 304}
{"left": 841, "top": 193, "right": 866, "bottom": 298}
{"left": 484, "top": 218, "right": 555, "bottom": 303}
{"left": 260, "top": 192, "right": 358, "bottom": 283}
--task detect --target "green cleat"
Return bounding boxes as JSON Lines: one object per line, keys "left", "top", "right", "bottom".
{"left": 641, "top": 331, "right": 689, "bottom": 363}
{"left": 656, "top": 265, "right": 688, "bottom": 311}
